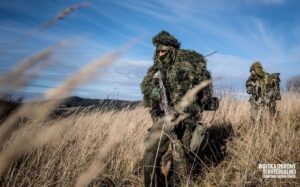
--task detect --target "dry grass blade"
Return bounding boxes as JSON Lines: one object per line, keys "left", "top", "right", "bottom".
{"left": 41, "top": 2, "right": 90, "bottom": 29}
{"left": 0, "top": 47, "right": 53, "bottom": 94}
{"left": 44, "top": 47, "right": 125, "bottom": 100}
{"left": 37, "top": 44, "right": 131, "bottom": 120}
{"left": 0, "top": 122, "right": 67, "bottom": 177}
{"left": 0, "top": 43, "right": 130, "bottom": 144}
{"left": 164, "top": 80, "right": 212, "bottom": 129}
{"left": 175, "top": 80, "right": 212, "bottom": 114}
{"left": 0, "top": 40, "right": 72, "bottom": 96}
{"left": 0, "top": 44, "right": 131, "bottom": 176}
{"left": 0, "top": 3, "right": 89, "bottom": 55}
{"left": 75, "top": 127, "right": 121, "bottom": 187}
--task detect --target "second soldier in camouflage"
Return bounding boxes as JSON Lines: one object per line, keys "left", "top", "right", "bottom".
{"left": 246, "top": 62, "right": 281, "bottom": 123}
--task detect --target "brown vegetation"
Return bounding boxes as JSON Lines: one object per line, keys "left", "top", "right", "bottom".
{"left": 0, "top": 92, "right": 299, "bottom": 186}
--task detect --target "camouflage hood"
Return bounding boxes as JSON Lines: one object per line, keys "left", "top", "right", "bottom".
{"left": 152, "top": 31, "right": 181, "bottom": 49}
{"left": 250, "top": 61, "right": 264, "bottom": 77}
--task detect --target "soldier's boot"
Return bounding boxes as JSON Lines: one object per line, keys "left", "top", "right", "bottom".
{"left": 144, "top": 151, "right": 160, "bottom": 187}
{"left": 171, "top": 139, "right": 188, "bottom": 185}
{"left": 160, "top": 144, "right": 173, "bottom": 186}
{"left": 144, "top": 143, "right": 170, "bottom": 187}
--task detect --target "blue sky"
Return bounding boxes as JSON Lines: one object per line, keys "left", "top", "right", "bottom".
{"left": 0, "top": 0, "right": 299, "bottom": 101}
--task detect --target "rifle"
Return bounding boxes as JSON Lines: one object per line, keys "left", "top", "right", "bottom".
{"left": 153, "top": 71, "right": 172, "bottom": 116}
{"left": 153, "top": 71, "right": 183, "bottom": 133}
{"left": 152, "top": 70, "right": 187, "bottom": 180}
{"left": 152, "top": 70, "right": 214, "bottom": 183}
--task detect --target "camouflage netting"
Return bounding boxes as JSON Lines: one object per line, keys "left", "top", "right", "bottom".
{"left": 152, "top": 30, "right": 181, "bottom": 49}
{"left": 141, "top": 48, "right": 212, "bottom": 113}
{"left": 250, "top": 61, "right": 264, "bottom": 77}
{"left": 142, "top": 31, "right": 219, "bottom": 187}
{"left": 175, "top": 50, "right": 206, "bottom": 68}
{"left": 246, "top": 61, "right": 282, "bottom": 123}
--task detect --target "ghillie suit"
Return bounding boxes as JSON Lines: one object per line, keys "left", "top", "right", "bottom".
{"left": 246, "top": 61, "right": 281, "bottom": 123}
{"left": 141, "top": 31, "right": 218, "bottom": 187}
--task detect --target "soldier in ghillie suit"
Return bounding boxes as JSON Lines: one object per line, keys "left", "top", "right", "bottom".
{"left": 246, "top": 61, "right": 281, "bottom": 123}
{"left": 141, "top": 31, "right": 219, "bottom": 187}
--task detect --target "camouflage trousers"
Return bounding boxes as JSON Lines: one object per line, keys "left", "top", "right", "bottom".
{"left": 250, "top": 101, "right": 277, "bottom": 123}
{"left": 143, "top": 116, "right": 205, "bottom": 187}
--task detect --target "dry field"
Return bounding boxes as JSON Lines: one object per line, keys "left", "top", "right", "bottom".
{"left": 0, "top": 91, "right": 299, "bottom": 187}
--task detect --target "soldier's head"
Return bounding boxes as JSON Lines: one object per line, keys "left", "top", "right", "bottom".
{"left": 152, "top": 31, "right": 180, "bottom": 62}
{"left": 250, "top": 61, "right": 264, "bottom": 77}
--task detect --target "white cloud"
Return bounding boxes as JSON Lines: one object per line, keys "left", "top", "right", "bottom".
{"left": 111, "top": 0, "right": 176, "bottom": 22}
{"left": 118, "top": 58, "right": 152, "bottom": 67}
{"left": 208, "top": 53, "right": 253, "bottom": 78}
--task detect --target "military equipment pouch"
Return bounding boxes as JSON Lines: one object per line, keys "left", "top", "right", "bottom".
{"left": 150, "top": 87, "right": 160, "bottom": 102}
{"left": 150, "top": 107, "right": 163, "bottom": 119}
{"left": 190, "top": 125, "right": 206, "bottom": 152}
{"left": 271, "top": 73, "right": 281, "bottom": 100}
{"left": 264, "top": 73, "right": 281, "bottom": 100}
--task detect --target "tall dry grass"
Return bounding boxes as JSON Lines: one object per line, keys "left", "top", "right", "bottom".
{"left": 200, "top": 92, "right": 300, "bottom": 186}
{"left": 0, "top": 44, "right": 132, "bottom": 181}
{"left": 0, "top": 106, "right": 149, "bottom": 186}
{"left": 0, "top": 2, "right": 89, "bottom": 55}
{"left": 0, "top": 92, "right": 299, "bottom": 186}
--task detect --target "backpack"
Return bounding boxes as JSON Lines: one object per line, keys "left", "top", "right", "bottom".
{"left": 265, "top": 73, "right": 281, "bottom": 100}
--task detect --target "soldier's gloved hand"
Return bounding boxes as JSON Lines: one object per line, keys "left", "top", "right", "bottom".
{"left": 150, "top": 87, "right": 160, "bottom": 101}
{"left": 203, "top": 97, "right": 219, "bottom": 111}
{"left": 152, "top": 77, "right": 159, "bottom": 86}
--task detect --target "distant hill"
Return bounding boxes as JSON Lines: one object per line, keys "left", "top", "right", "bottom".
{"left": 0, "top": 96, "right": 142, "bottom": 118}
{"left": 59, "top": 96, "right": 141, "bottom": 109}
{"left": 50, "top": 96, "right": 142, "bottom": 117}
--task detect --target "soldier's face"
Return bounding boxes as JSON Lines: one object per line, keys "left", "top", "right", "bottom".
{"left": 251, "top": 70, "right": 256, "bottom": 75}
{"left": 157, "top": 50, "right": 167, "bottom": 57}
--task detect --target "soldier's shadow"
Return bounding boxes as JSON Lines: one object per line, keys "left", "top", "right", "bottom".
{"left": 187, "top": 121, "right": 234, "bottom": 178}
